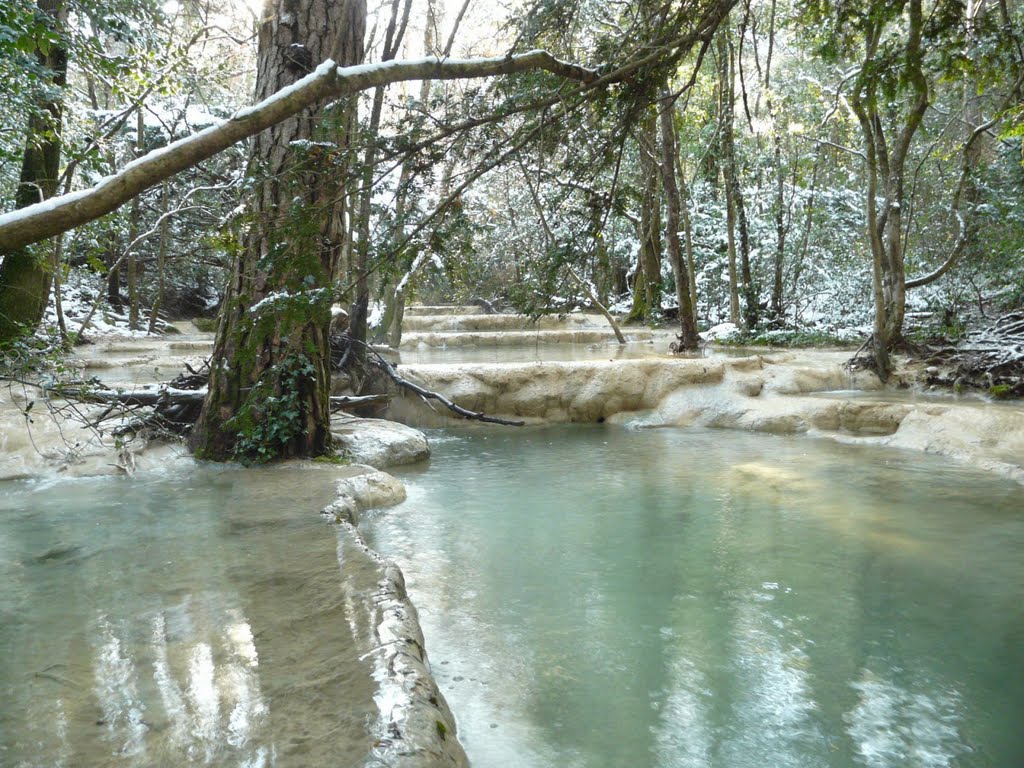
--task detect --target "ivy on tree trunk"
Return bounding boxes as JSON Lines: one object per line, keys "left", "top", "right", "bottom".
{"left": 0, "top": 0, "right": 67, "bottom": 346}
{"left": 189, "top": 0, "right": 366, "bottom": 462}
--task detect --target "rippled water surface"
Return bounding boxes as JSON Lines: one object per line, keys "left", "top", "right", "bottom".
{"left": 367, "top": 426, "right": 1024, "bottom": 768}
{"left": 0, "top": 464, "right": 384, "bottom": 767}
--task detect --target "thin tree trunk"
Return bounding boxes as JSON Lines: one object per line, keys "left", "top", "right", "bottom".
{"left": 127, "top": 108, "right": 144, "bottom": 330}
{"left": 51, "top": 235, "right": 68, "bottom": 343}
{"left": 659, "top": 94, "right": 700, "bottom": 350}
{"left": 721, "top": 35, "right": 756, "bottom": 329}
{"left": 378, "top": 0, "right": 456, "bottom": 348}
{"left": 148, "top": 183, "right": 170, "bottom": 333}
{"left": 350, "top": 0, "right": 414, "bottom": 365}
{"left": 718, "top": 29, "right": 740, "bottom": 325}
{"left": 791, "top": 147, "right": 822, "bottom": 324}
{"left": 769, "top": 133, "right": 786, "bottom": 323}
{"left": 676, "top": 155, "right": 699, "bottom": 325}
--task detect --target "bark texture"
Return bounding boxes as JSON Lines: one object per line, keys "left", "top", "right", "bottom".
{"left": 850, "top": 0, "right": 928, "bottom": 377}
{"left": 659, "top": 96, "right": 700, "bottom": 350}
{"left": 0, "top": 0, "right": 67, "bottom": 345}
{"left": 627, "top": 113, "right": 663, "bottom": 322}
{"left": 190, "top": 0, "right": 366, "bottom": 461}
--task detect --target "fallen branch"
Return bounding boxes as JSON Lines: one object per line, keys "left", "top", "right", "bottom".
{"left": 330, "top": 393, "right": 389, "bottom": 411}
{"left": 369, "top": 351, "right": 525, "bottom": 426}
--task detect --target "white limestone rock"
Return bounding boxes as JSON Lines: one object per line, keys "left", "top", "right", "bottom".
{"left": 330, "top": 415, "right": 430, "bottom": 467}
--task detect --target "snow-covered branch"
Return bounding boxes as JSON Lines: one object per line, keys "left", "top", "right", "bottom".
{"left": 0, "top": 51, "right": 599, "bottom": 251}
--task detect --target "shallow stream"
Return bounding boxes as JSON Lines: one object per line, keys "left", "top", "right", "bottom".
{"left": 0, "top": 463, "right": 387, "bottom": 767}
{"left": 367, "top": 425, "right": 1024, "bottom": 768}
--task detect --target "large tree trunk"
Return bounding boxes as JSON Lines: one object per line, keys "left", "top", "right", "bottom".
{"left": 0, "top": 0, "right": 67, "bottom": 345}
{"left": 190, "top": 0, "right": 366, "bottom": 461}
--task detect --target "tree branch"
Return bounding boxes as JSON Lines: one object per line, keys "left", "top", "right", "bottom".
{"left": 0, "top": 51, "right": 599, "bottom": 250}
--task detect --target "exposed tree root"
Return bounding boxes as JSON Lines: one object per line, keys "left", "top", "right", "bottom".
{"left": 915, "top": 310, "right": 1024, "bottom": 397}
{"left": 332, "top": 333, "right": 524, "bottom": 426}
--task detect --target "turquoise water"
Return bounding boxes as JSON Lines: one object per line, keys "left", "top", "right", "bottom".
{"left": 0, "top": 464, "right": 385, "bottom": 767}
{"left": 366, "top": 426, "right": 1024, "bottom": 768}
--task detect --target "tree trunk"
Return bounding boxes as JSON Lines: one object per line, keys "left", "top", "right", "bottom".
{"left": 769, "top": 133, "right": 787, "bottom": 324}
{"left": 148, "top": 184, "right": 170, "bottom": 333}
{"left": 718, "top": 30, "right": 740, "bottom": 326}
{"left": 190, "top": 0, "right": 366, "bottom": 462}
{"left": 350, "top": 0, "right": 412, "bottom": 364}
{"left": 722, "top": 36, "right": 756, "bottom": 330}
{"left": 765, "top": 0, "right": 787, "bottom": 325}
{"left": 627, "top": 114, "right": 663, "bottom": 322}
{"left": 676, "top": 155, "right": 699, "bottom": 323}
{"left": 127, "top": 108, "right": 145, "bottom": 330}
{"left": 0, "top": 0, "right": 67, "bottom": 345}
{"left": 659, "top": 95, "right": 700, "bottom": 350}
{"left": 850, "top": 0, "right": 928, "bottom": 378}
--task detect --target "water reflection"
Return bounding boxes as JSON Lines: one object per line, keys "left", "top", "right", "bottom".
{"left": 0, "top": 465, "right": 382, "bottom": 767}
{"left": 371, "top": 425, "right": 1024, "bottom": 768}
{"left": 845, "top": 667, "right": 966, "bottom": 768}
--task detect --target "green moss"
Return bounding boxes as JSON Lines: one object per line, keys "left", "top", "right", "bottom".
{"left": 435, "top": 720, "right": 448, "bottom": 740}
{"left": 193, "top": 317, "right": 218, "bottom": 332}
{"left": 228, "top": 352, "right": 316, "bottom": 464}
{"left": 988, "top": 383, "right": 1013, "bottom": 399}
{"left": 313, "top": 452, "right": 350, "bottom": 465}
{"left": 717, "top": 329, "right": 857, "bottom": 348}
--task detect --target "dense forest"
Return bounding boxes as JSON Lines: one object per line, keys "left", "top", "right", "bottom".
{"left": 1, "top": 0, "right": 1022, "bottom": 461}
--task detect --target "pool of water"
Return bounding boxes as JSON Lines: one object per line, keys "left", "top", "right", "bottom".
{"left": 366, "top": 425, "right": 1024, "bottom": 768}
{"left": 0, "top": 463, "right": 388, "bottom": 767}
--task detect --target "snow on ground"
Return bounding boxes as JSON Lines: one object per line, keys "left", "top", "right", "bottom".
{"left": 43, "top": 270, "right": 172, "bottom": 340}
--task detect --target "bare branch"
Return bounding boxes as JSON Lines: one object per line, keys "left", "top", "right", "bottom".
{"left": 0, "top": 51, "right": 599, "bottom": 250}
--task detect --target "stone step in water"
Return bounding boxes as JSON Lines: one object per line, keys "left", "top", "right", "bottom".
{"left": 400, "top": 328, "right": 653, "bottom": 347}
{"left": 404, "top": 304, "right": 486, "bottom": 316}
{"left": 401, "top": 312, "right": 603, "bottom": 333}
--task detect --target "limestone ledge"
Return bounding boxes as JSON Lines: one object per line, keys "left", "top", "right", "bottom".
{"left": 401, "top": 328, "right": 653, "bottom": 347}
{"left": 402, "top": 312, "right": 601, "bottom": 333}
{"left": 386, "top": 352, "right": 1024, "bottom": 485}
{"left": 322, "top": 465, "right": 468, "bottom": 768}
{"left": 331, "top": 414, "right": 431, "bottom": 468}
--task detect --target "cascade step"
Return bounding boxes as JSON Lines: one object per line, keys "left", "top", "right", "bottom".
{"left": 400, "top": 328, "right": 653, "bottom": 347}
{"left": 404, "top": 304, "right": 486, "bottom": 316}
{"left": 401, "top": 313, "right": 603, "bottom": 333}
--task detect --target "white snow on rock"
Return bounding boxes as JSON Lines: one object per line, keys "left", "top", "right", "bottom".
{"left": 700, "top": 322, "right": 740, "bottom": 342}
